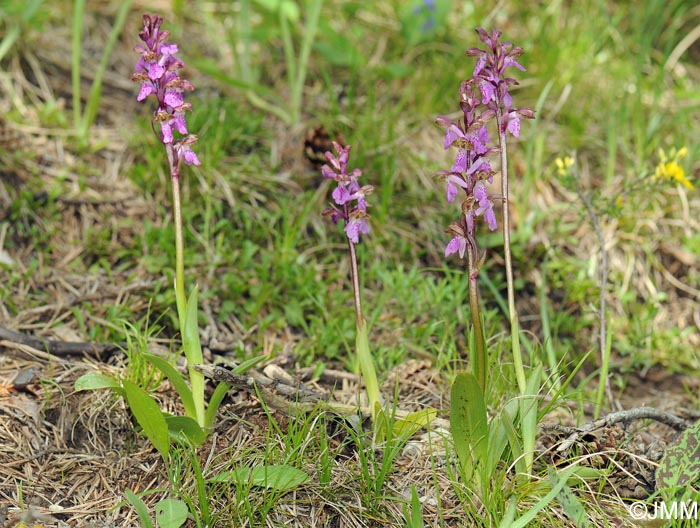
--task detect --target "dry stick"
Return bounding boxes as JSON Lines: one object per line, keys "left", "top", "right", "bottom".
{"left": 0, "top": 325, "right": 124, "bottom": 357}
{"left": 576, "top": 187, "right": 618, "bottom": 414}
{"left": 194, "top": 364, "right": 451, "bottom": 429}
{"left": 554, "top": 406, "right": 692, "bottom": 453}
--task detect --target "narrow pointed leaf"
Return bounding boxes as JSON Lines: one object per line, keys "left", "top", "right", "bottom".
{"left": 143, "top": 353, "right": 196, "bottom": 419}
{"left": 124, "top": 488, "right": 154, "bottom": 528}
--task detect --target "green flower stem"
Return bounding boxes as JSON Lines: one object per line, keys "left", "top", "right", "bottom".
{"left": 167, "top": 143, "right": 204, "bottom": 426}
{"left": 466, "top": 244, "right": 487, "bottom": 392}
{"left": 347, "top": 238, "right": 380, "bottom": 417}
{"left": 497, "top": 118, "right": 527, "bottom": 395}
{"left": 166, "top": 143, "right": 187, "bottom": 329}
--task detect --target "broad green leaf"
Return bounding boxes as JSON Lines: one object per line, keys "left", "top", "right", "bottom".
{"left": 209, "top": 465, "right": 309, "bottom": 491}
{"left": 656, "top": 418, "right": 700, "bottom": 490}
{"left": 74, "top": 372, "right": 122, "bottom": 392}
{"left": 155, "top": 498, "right": 189, "bottom": 528}
{"left": 123, "top": 380, "right": 170, "bottom": 462}
{"left": 549, "top": 466, "right": 589, "bottom": 527}
{"left": 164, "top": 415, "right": 208, "bottom": 446}
{"left": 450, "top": 372, "right": 488, "bottom": 477}
{"left": 143, "top": 353, "right": 196, "bottom": 419}
{"left": 124, "top": 488, "right": 154, "bottom": 528}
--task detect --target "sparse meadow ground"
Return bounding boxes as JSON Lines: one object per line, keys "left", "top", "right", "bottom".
{"left": 0, "top": 1, "right": 699, "bottom": 527}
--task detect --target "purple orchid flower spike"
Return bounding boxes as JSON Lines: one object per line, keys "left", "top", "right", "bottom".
{"left": 436, "top": 27, "right": 534, "bottom": 261}
{"left": 132, "top": 13, "right": 200, "bottom": 177}
{"left": 467, "top": 28, "right": 535, "bottom": 138}
{"left": 321, "top": 143, "right": 374, "bottom": 245}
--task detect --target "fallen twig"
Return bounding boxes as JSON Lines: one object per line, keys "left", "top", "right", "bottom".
{"left": 552, "top": 406, "right": 692, "bottom": 452}
{"left": 0, "top": 326, "right": 124, "bottom": 358}
{"left": 194, "top": 364, "right": 451, "bottom": 429}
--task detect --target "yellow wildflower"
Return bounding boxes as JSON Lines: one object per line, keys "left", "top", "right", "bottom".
{"left": 555, "top": 156, "right": 574, "bottom": 176}
{"left": 655, "top": 146, "right": 692, "bottom": 189}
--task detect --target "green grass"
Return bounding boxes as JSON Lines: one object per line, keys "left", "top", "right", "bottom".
{"left": 1, "top": 0, "right": 699, "bottom": 526}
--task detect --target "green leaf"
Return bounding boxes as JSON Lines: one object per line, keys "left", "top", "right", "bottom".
{"left": 233, "top": 354, "right": 269, "bottom": 374}
{"left": 252, "top": 0, "right": 280, "bottom": 13}
{"left": 155, "top": 498, "right": 189, "bottom": 528}
{"left": 519, "top": 365, "right": 543, "bottom": 475}
{"left": 182, "top": 286, "right": 204, "bottom": 365}
{"left": 486, "top": 412, "right": 512, "bottom": 477}
{"left": 403, "top": 485, "right": 424, "bottom": 528}
{"left": 549, "top": 466, "right": 589, "bottom": 527}
{"left": 657, "top": 418, "right": 700, "bottom": 490}
{"left": 209, "top": 465, "right": 309, "bottom": 491}
{"left": 392, "top": 408, "right": 437, "bottom": 439}
{"left": 164, "top": 415, "right": 208, "bottom": 446}
{"left": 182, "top": 286, "right": 205, "bottom": 426}
{"left": 279, "top": 0, "right": 299, "bottom": 22}
{"left": 124, "top": 488, "right": 154, "bottom": 528}
{"left": 122, "top": 380, "right": 170, "bottom": 462}
{"left": 143, "top": 353, "right": 196, "bottom": 419}
{"left": 505, "top": 465, "right": 578, "bottom": 528}
{"left": 356, "top": 320, "right": 380, "bottom": 420}
{"left": 74, "top": 372, "right": 122, "bottom": 392}
{"left": 450, "top": 372, "right": 488, "bottom": 477}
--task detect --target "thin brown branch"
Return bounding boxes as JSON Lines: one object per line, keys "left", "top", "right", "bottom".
{"left": 554, "top": 406, "right": 693, "bottom": 452}
{"left": 0, "top": 326, "right": 123, "bottom": 358}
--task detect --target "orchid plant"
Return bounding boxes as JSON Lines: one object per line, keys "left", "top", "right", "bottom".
{"left": 320, "top": 143, "right": 436, "bottom": 438}
{"left": 438, "top": 29, "right": 541, "bottom": 490}
{"left": 437, "top": 28, "right": 534, "bottom": 392}
{"left": 76, "top": 14, "right": 229, "bottom": 459}
{"left": 321, "top": 142, "right": 381, "bottom": 418}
